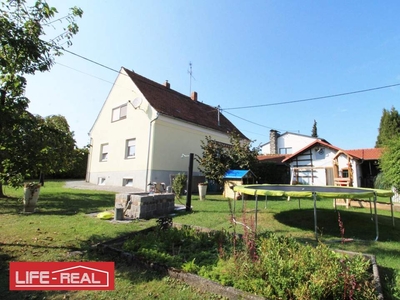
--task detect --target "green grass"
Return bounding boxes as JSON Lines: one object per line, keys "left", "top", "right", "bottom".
{"left": 1, "top": 182, "right": 399, "bottom": 299}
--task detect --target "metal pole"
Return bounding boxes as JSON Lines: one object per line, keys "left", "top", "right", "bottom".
{"left": 255, "top": 193, "right": 258, "bottom": 233}
{"left": 313, "top": 192, "right": 318, "bottom": 241}
{"left": 390, "top": 196, "right": 395, "bottom": 227}
{"left": 186, "top": 153, "right": 194, "bottom": 212}
{"left": 233, "top": 191, "right": 236, "bottom": 214}
{"left": 374, "top": 192, "right": 379, "bottom": 241}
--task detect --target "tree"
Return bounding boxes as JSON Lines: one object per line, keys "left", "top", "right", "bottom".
{"left": 378, "top": 137, "right": 400, "bottom": 191}
{"left": 0, "top": 0, "right": 82, "bottom": 195}
{"left": 34, "top": 115, "right": 76, "bottom": 178}
{"left": 375, "top": 106, "right": 400, "bottom": 147}
{"left": 196, "top": 132, "right": 260, "bottom": 185}
{"left": 311, "top": 119, "right": 318, "bottom": 137}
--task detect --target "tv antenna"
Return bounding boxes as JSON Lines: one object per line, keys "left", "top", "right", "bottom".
{"left": 188, "top": 61, "right": 196, "bottom": 94}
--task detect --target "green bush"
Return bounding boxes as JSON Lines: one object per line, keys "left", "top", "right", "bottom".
{"left": 172, "top": 173, "right": 187, "bottom": 199}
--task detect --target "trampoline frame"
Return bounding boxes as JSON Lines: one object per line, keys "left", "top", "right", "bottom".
{"left": 233, "top": 184, "right": 395, "bottom": 241}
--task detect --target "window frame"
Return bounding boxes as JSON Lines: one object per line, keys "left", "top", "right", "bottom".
{"left": 125, "top": 138, "right": 136, "bottom": 159}
{"left": 279, "top": 147, "right": 292, "bottom": 154}
{"left": 100, "top": 143, "right": 109, "bottom": 162}
{"left": 123, "top": 178, "right": 133, "bottom": 186}
{"left": 111, "top": 104, "right": 128, "bottom": 122}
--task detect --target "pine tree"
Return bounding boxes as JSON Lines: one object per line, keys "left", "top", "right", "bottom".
{"left": 311, "top": 120, "right": 318, "bottom": 137}
{"left": 375, "top": 107, "right": 400, "bottom": 147}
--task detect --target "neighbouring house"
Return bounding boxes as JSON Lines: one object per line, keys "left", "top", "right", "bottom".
{"left": 260, "top": 130, "right": 329, "bottom": 155}
{"left": 86, "top": 68, "right": 247, "bottom": 191}
{"left": 223, "top": 170, "right": 256, "bottom": 199}
{"left": 258, "top": 130, "right": 382, "bottom": 188}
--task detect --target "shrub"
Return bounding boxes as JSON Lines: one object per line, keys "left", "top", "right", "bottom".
{"left": 172, "top": 173, "right": 187, "bottom": 199}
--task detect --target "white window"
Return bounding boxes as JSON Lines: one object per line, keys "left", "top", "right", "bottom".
{"left": 279, "top": 147, "right": 292, "bottom": 154}
{"left": 98, "top": 177, "right": 106, "bottom": 185}
{"left": 123, "top": 178, "right": 133, "bottom": 186}
{"left": 126, "top": 138, "right": 136, "bottom": 158}
{"left": 112, "top": 104, "right": 127, "bottom": 122}
{"left": 100, "top": 143, "right": 109, "bottom": 161}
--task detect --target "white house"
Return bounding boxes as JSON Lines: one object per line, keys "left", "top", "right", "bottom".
{"left": 86, "top": 68, "right": 246, "bottom": 191}
{"left": 261, "top": 130, "right": 324, "bottom": 155}
{"left": 259, "top": 130, "right": 382, "bottom": 188}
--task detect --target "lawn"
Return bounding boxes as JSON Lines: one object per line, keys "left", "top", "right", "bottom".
{"left": 1, "top": 181, "right": 399, "bottom": 299}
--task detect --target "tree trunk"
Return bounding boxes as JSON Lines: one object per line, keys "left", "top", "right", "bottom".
{"left": 0, "top": 182, "right": 5, "bottom": 197}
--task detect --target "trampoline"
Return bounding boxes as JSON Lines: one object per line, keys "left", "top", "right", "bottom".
{"left": 233, "top": 184, "right": 395, "bottom": 241}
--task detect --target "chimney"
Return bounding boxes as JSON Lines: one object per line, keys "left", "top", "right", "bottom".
{"left": 270, "top": 129, "right": 278, "bottom": 154}
{"left": 164, "top": 80, "right": 170, "bottom": 89}
{"left": 191, "top": 91, "right": 198, "bottom": 101}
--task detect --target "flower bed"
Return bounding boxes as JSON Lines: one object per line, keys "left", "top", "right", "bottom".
{"left": 98, "top": 224, "right": 382, "bottom": 299}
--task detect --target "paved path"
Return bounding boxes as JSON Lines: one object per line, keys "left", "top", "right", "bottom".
{"left": 64, "top": 180, "right": 145, "bottom": 193}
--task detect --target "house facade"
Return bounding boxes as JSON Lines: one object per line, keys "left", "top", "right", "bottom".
{"left": 261, "top": 130, "right": 322, "bottom": 155}
{"left": 86, "top": 68, "right": 246, "bottom": 191}
{"left": 259, "top": 130, "right": 381, "bottom": 188}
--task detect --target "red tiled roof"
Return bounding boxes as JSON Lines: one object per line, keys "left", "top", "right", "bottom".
{"left": 257, "top": 154, "right": 289, "bottom": 163}
{"left": 345, "top": 148, "right": 383, "bottom": 160}
{"left": 123, "top": 68, "right": 247, "bottom": 139}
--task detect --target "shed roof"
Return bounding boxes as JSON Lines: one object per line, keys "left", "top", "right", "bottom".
{"left": 224, "top": 170, "right": 255, "bottom": 179}
{"left": 345, "top": 148, "right": 383, "bottom": 160}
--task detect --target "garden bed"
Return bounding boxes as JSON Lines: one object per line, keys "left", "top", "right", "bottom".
{"left": 97, "top": 223, "right": 383, "bottom": 299}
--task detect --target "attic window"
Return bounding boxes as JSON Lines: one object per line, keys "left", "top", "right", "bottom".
{"left": 112, "top": 104, "right": 127, "bottom": 122}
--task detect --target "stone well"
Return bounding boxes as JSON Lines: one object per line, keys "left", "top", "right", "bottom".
{"left": 115, "top": 192, "right": 175, "bottom": 220}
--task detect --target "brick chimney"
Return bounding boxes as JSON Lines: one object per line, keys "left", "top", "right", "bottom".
{"left": 164, "top": 80, "right": 170, "bottom": 88}
{"left": 270, "top": 129, "right": 278, "bottom": 154}
{"left": 191, "top": 91, "right": 198, "bottom": 101}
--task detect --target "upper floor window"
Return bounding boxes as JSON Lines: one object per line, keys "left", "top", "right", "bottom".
{"left": 126, "top": 138, "right": 136, "bottom": 159}
{"left": 112, "top": 104, "right": 127, "bottom": 122}
{"left": 279, "top": 147, "right": 292, "bottom": 154}
{"left": 100, "top": 143, "right": 109, "bottom": 161}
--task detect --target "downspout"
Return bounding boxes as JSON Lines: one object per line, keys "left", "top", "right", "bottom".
{"left": 145, "top": 112, "right": 159, "bottom": 191}
{"left": 85, "top": 137, "right": 93, "bottom": 183}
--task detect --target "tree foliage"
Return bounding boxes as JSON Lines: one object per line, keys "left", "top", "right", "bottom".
{"left": 196, "top": 132, "right": 260, "bottom": 184}
{"left": 0, "top": 0, "right": 82, "bottom": 191}
{"left": 311, "top": 119, "right": 318, "bottom": 137}
{"left": 375, "top": 106, "right": 400, "bottom": 147}
{"left": 378, "top": 137, "right": 400, "bottom": 191}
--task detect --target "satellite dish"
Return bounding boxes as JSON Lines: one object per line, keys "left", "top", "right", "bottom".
{"left": 131, "top": 97, "right": 142, "bottom": 109}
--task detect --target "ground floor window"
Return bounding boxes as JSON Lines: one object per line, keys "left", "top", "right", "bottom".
{"left": 98, "top": 177, "right": 106, "bottom": 185}
{"left": 123, "top": 178, "right": 133, "bottom": 186}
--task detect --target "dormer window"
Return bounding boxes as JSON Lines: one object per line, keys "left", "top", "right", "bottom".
{"left": 112, "top": 104, "right": 127, "bottom": 122}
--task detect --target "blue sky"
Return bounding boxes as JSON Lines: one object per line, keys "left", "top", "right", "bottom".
{"left": 25, "top": 1, "right": 400, "bottom": 150}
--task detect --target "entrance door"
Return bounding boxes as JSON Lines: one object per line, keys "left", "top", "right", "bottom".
{"left": 325, "top": 167, "right": 334, "bottom": 185}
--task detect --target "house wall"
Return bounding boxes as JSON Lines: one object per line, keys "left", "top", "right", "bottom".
{"left": 87, "top": 70, "right": 155, "bottom": 190}
{"left": 87, "top": 70, "right": 232, "bottom": 191}
{"left": 261, "top": 133, "right": 317, "bottom": 155}
{"left": 147, "top": 115, "right": 231, "bottom": 187}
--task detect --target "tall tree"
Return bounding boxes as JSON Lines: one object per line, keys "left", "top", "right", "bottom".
{"left": 375, "top": 106, "right": 400, "bottom": 147}
{"left": 378, "top": 137, "right": 400, "bottom": 191}
{"left": 311, "top": 119, "right": 318, "bottom": 137}
{"left": 0, "top": 0, "right": 82, "bottom": 195}
{"left": 196, "top": 132, "right": 260, "bottom": 184}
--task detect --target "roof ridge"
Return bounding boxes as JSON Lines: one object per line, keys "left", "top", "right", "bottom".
{"left": 123, "top": 68, "right": 191, "bottom": 99}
